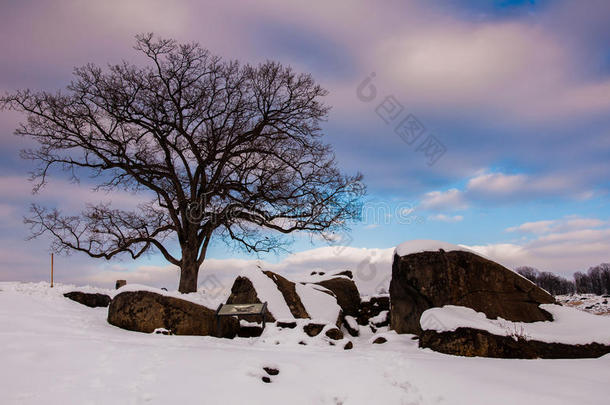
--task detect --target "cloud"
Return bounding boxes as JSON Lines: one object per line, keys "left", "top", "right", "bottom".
{"left": 419, "top": 169, "right": 594, "bottom": 212}
{"left": 506, "top": 220, "right": 556, "bottom": 234}
{"left": 506, "top": 217, "right": 607, "bottom": 234}
{"left": 466, "top": 171, "right": 588, "bottom": 200}
{"left": 429, "top": 214, "right": 464, "bottom": 223}
{"left": 0, "top": 175, "right": 147, "bottom": 211}
{"left": 420, "top": 188, "right": 468, "bottom": 211}
{"left": 470, "top": 216, "right": 610, "bottom": 276}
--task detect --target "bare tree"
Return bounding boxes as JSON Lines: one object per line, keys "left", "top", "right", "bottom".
{"left": 1, "top": 34, "right": 365, "bottom": 293}
{"left": 516, "top": 266, "right": 575, "bottom": 295}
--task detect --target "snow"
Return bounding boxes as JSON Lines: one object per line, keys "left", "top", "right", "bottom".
{"left": 394, "top": 239, "right": 476, "bottom": 257}
{"left": 300, "top": 272, "right": 353, "bottom": 284}
{"left": 344, "top": 315, "right": 360, "bottom": 332}
{"left": 369, "top": 310, "right": 389, "bottom": 324}
{"left": 420, "top": 304, "right": 610, "bottom": 345}
{"left": 556, "top": 294, "right": 610, "bottom": 316}
{"left": 240, "top": 268, "right": 294, "bottom": 320}
{"left": 115, "top": 283, "right": 215, "bottom": 307}
{"left": 294, "top": 283, "right": 341, "bottom": 324}
{"left": 2, "top": 281, "right": 610, "bottom": 404}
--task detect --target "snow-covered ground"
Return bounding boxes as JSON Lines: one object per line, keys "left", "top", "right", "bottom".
{"left": 1, "top": 282, "right": 609, "bottom": 404}
{"left": 556, "top": 294, "right": 610, "bottom": 316}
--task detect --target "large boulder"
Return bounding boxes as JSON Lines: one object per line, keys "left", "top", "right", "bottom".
{"left": 390, "top": 246, "right": 555, "bottom": 335}
{"left": 108, "top": 290, "right": 238, "bottom": 337}
{"left": 313, "top": 276, "right": 361, "bottom": 317}
{"left": 419, "top": 328, "right": 610, "bottom": 359}
{"left": 64, "top": 291, "right": 111, "bottom": 308}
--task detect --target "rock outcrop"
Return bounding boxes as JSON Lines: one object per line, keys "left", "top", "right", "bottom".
{"left": 419, "top": 327, "right": 610, "bottom": 359}
{"left": 64, "top": 291, "right": 111, "bottom": 308}
{"left": 226, "top": 270, "right": 341, "bottom": 326}
{"left": 263, "top": 271, "right": 309, "bottom": 319}
{"left": 357, "top": 295, "right": 390, "bottom": 326}
{"left": 313, "top": 276, "right": 361, "bottom": 317}
{"left": 390, "top": 249, "right": 555, "bottom": 334}
{"left": 108, "top": 290, "right": 238, "bottom": 337}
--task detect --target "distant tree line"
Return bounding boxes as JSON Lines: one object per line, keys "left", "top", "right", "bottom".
{"left": 516, "top": 264, "right": 610, "bottom": 296}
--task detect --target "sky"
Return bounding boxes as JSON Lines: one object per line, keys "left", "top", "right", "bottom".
{"left": 0, "top": 0, "right": 609, "bottom": 292}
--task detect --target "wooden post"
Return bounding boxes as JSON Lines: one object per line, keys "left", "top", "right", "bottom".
{"left": 51, "top": 253, "right": 54, "bottom": 288}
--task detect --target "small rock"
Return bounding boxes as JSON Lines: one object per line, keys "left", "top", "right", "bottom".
{"left": 373, "top": 337, "right": 387, "bottom": 344}
{"left": 343, "top": 341, "right": 353, "bottom": 350}
{"left": 262, "top": 376, "right": 271, "bottom": 383}
{"left": 303, "top": 323, "right": 325, "bottom": 337}
{"left": 263, "top": 367, "right": 279, "bottom": 376}
{"left": 277, "top": 321, "right": 297, "bottom": 329}
{"left": 298, "top": 341, "right": 307, "bottom": 345}
{"left": 342, "top": 315, "right": 360, "bottom": 337}
{"left": 325, "top": 328, "right": 344, "bottom": 340}
{"left": 115, "top": 280, "right": 127, "bottom": 289}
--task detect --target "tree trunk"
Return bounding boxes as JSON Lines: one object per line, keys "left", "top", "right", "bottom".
{"left": 178, "top": 249, "right": 200, "bottom": 293}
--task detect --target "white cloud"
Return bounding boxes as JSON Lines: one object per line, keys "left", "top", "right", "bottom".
{"left": 506, "top": 220, "right": 556, "bottom": 234}
{"left": 419, "top": 170, "right": 594, "bottom": 211}
{"left": 506, "top": 217, "right": 607, "bottom": 234}
{"left": 466, "top": 172, "right": 529, "bottom": 196}
{"left": 429, "top": 214, "right": 463, "bottom": 223}
{"left": 470, "top": 216, "right": 610, "bottom": 276}
{"left": 0, "top": 175, "right": 148, "bottom": 212}
{"left": 420, "top": 188, "right": 468, "bottom": 211}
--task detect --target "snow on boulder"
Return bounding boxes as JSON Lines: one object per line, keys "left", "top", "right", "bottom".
{"left": 394, "top": 239, "right": 475, "bottom": 257}
{"left": 295, "top": 283, "right": 340, "bottom": 323}
{"left": 309, "top": 275, "right": 361, "bottom": 317}
{"left": 390, "top": 240, "right": 555, "bottom": 335}
{"left": 419, "top": 305, "right": 610, "bottom": 358}
{"left": 226, "top": 269, "right": 341, "bottom": 325}
{"left": 107, "top": 290, "right": 238, "bottom": 337}
{"left": 421, "top": 304, "right": 610, "bottom": 345}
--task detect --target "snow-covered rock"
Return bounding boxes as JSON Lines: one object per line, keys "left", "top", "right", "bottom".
{"left": 108, "top": 290, "right": 238, "bottom": 337}
{"left": 390, "top": 242, "right": 555, "bottom": 334}
{"left": 394, "top": 239, "right": 475, "bottom": 257}
{"left": 419, "top": 304, "right": 610, "bottom": 358}
{"left": 226, "top": 268, "right": 341, "bottom": 325}
{"left": 421, "top": 304, "right": 610, "bottom": 345}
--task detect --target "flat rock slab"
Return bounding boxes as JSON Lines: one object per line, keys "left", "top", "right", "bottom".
{"left": 64, "top": 291, "right": 111, "bottom": 308}
{"left": 420, "top": 327, "right": 610, "bottom": 359}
